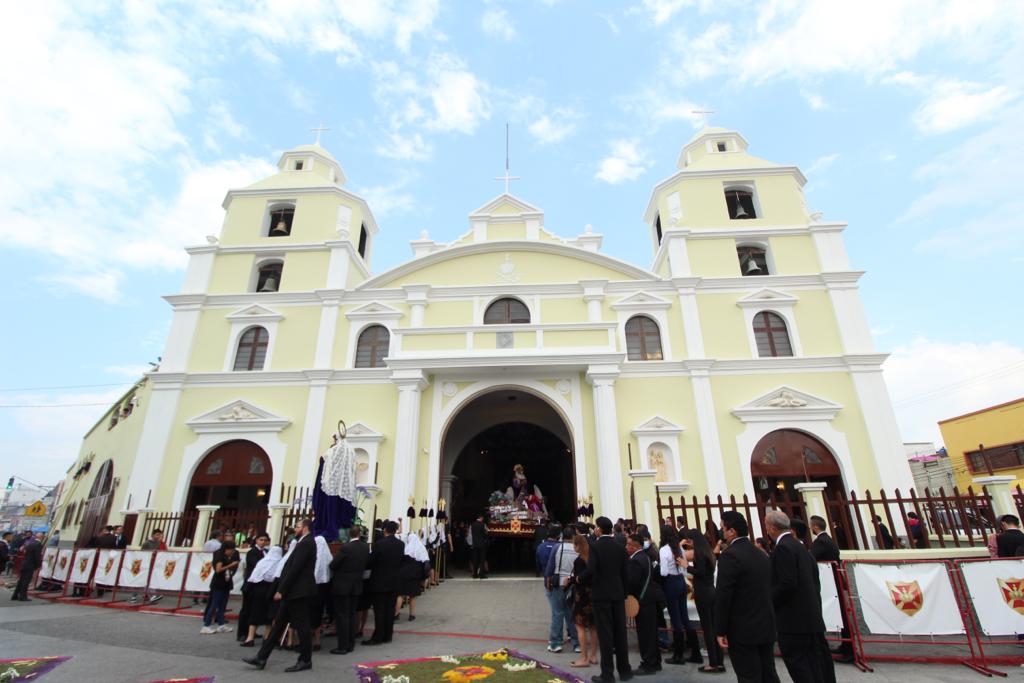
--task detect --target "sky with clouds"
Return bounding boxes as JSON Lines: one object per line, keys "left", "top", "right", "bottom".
{"left": 2, "top": 0, "right": 1023, "bottom": 487}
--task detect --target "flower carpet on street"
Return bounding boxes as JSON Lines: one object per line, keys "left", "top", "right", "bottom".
{"left": 0, "top": 657, "right": 70, "bottom": 682}
{"left": 144, "top": 678, "right": 215, "bottom": 683}
{"left": 355, "top": 649, "right": 584, "bottom": 683}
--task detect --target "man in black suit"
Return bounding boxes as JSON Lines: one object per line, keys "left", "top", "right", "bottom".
{"left": 626, "top": 534, "right": 664, "bottom": 676}
{"left": 0, "top": 532, "right": 11, "bottom": 574}
{"left": 237, "top": 533, "right": 270, "bottom": 642}
{"left": 330, "top": 525, "right": 370, "bottom": 654}
{"left": 471, "top": 513, "right": 489, "bottom": 578}
{"left": 766, "top": 510, "right": 831, "bottom": 683}
{"left": 93, "top": 526, "right": 116, "bottom": 550}
{"left": 12, "top": 533, "right": 42, "bottom": 601}
{"left": 583, "top": 516, "right": 633, "bottom": 683}
{"left": 810, "top": 515, "right": 851, "bottom": 668}
{"left": 364, "top": 520, "right": 405, "bottom": 645}
{"left": 112, "top": 525, "right": 128, "bottom": 549}
{"left": 714, "top": 511, "right": 779, "bottom": 683}
{"left": 997, "top": 515, "right": 1024, "bottom": 558}
{"left": 244, "top": 519, "right": 318, "bottom": 673}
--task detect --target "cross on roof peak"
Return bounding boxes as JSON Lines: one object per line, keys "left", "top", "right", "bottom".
{"left": 692, "top": 107, "right": 715, "bottom": 128}
{"left": 310, "top": 123, "right": 330, "bottom": 146}
{"left": 493, "top": 122, "right": 520, "bottom": 194}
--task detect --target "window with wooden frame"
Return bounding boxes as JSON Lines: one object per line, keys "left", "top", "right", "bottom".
{"left": 483, "top": 298, "right": 531, "bottom": 324}
{"left": 625, "top": 315, "right": 664, "bottom": 361}
{"left": 966, "top": 442, "right": 1024, "bottom": 473}
{"left": 355, "top": 325, "right": 390, "bottom": 368}
{"left": 752, "top": 311, "right": 793, "bottom": 357}
{"left": 725, "top": 188, "right": 757, "bottom": 219}
{"left": 233, "top": 326, "right": 270, "bottom": 371}
{"left": 268, "top": 205, "right": 295, "bottom": 236}
{"left": 255, "top": 262, "right": 283, "bottom": 293}
{"left": 358, "top": 223, "right": 369, "bottom": 259}
{"left": 737, "top": 245, "right": 769, "bottom": 276}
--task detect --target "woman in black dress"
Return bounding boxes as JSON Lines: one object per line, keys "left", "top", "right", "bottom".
{"left": 685, "top": 528, "right": 725, "bottom": 673}
{"left": 570, "top": 534, "right": 597, "bottom": 668}
{"left": 240, "top": 546, "right": 282, "bottom": 647}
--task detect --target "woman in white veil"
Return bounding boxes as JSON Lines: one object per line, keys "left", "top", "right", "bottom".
{"left": 396, "top": 531, "right": 429, "bottom": 622}
{"left": 241, "top": 546, "right": 283, "bottom": 647}
{"left": 310, "top": 535, "right": 332, "bottom": 652}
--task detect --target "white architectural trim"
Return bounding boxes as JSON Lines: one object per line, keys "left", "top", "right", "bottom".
{"left": 609, "top": 291, "right": 672, "bottom": 311}
{"left": 223, "top": 307, "right": 282, "bottom": 372}
{"left": 173, "top": 431, "right": 289, "bottom": 513}
{"left": 737, "top": 288, "right": 803, "bottom": 358}
{"left": 221, "top": 185, "right": 378, "bottom": 238}
{"left": 631, "top": 416, "right": 685, "bottom": 483}
{"left": 643, "top": 165, "right": 808, "bottom": 223}
{"left": 587, "top": 365, "right": 627, "bottom": 518}
{"left": 123, "top": 379, "right": 183, "bottom": 511}
{"left": 731, "top": 385, "right": 843, "bottom": 423}
{"left": 344, "top": 301, "right": 404, "bottom": 321}
{"left": 344, "top": 421, "right": 385, "bottom": 487}
{"left": 186, "top": 399, "right": 292, "bottom": 434}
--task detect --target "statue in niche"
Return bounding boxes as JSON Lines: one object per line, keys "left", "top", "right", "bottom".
{"left": 649, "top": 448, "right": 669, "bottom": 482}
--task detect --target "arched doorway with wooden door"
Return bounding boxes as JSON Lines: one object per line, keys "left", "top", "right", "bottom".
{"left": 75, "top": 459, "right": 115, "bottom": 547}
{"left": 751, "top": 429, "right": 847, "bottom": 544}
{"left": 184, "top": 440, "right": 272, "bottom": 544}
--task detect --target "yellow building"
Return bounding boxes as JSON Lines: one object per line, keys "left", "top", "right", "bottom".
{"left": 940, "top": 397, "right": 1024, "bottom": 492}
{"left": 54, "top": 127, "right": 915, "bottom": 546}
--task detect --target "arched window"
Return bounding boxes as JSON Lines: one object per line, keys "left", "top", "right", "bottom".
{"left": 737, "top": 245, "right": 769, "bottom": 276}
{"left": 753, "top": 311, "right": 793, "bottom": 357}
{"left": 625, "top": 315, "right": 663, "bottom": 361}
{"left": 268, "top": 205, "right": 295, "bottom": 236}
{"left": 355, "top": 325, "right": 390, "bottom": 368}
{"left": 484, "top": 298, "right": 530, "bottom": 324}
{"left": 233, "top": 326, "right": 269, "bottom": 370}
{"left": 256, "top": 261, "right": 282, "bottom": 292}
{"left": 725, "top": 188, "right": 757, "bottom": 219}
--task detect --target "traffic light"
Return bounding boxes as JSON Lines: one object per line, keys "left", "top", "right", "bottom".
{"left": 5, "top": 476, "right": 12, "bottom": 490}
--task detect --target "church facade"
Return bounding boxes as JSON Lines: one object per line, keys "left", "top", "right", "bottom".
{"left": 55, "top": 127, "right": 914, "bottom": 544}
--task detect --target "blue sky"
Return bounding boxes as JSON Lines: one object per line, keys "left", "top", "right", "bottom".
{"left": 3, "top": 1, "right": 1023, "bottom": 486}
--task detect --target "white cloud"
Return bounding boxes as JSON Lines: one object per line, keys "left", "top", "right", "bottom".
{"left": 426, "top": 55, "right": 492, "bottom": 133}
{"left": 805, "top": 153, "right": 839, "bottom": 176}
{"left": 595, "top": 139, "right": 649, "bottom": 184}
{"left": 356, "top": 178, "right": 416, "bottom": 218}
{"left": 802, "top": 90, "right": 827, "bottom": 110}
{"left": 481, "top": 7, "right": 517, "bottom": 41}
{"left": 879, "top": 151, "right": 897, "bottom": 163}
{"left": 376, "top": 130, "right": 434, "bottom": 161}
{"left": 529, "top": 107, "right": 582, "bottom": 144}
{"left": 598, "top": 12, "right": 621, "bottom": 35}
{"left": 641, "top": 0, "right": 693, "bottom": 25}
{"left": 885, "top": 337, "right": 1024, "bottom": 444}
{"left": 913, "top": 83, "right": 1016, "bottom": 135}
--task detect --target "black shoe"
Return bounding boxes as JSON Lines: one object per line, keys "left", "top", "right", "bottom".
{"left": 590, "top": 676, "right": 614, "bottom": 683}
{"left": 408, "top": 615, "right": 416, "bottom": 621}
{"left": 835, "top": 654, "right": 855, "bottom": 664}
{"left": 284, "top": 660, "right": 312, "bottom": 673}
{"left": 329, "top": 648, "right": 350, "bottom": 655}
{"left": 361, "top": 639, "right": 381, "bottom": 646}
{"left": 665, "top": 656, "right": 687, "bottom": 665}
{"left": 241, "top": 657, "right": 266, "bottom": 670}
{"left": 688, "top": 654, "right": 704, "bottom": 664}
{"left": 619, "top": 672, "right": 634, "bottom": 681}
{"left": 633, "top": 669, "right": 657, "bottom": 677}
{"left": 240, "top": 640, "right": 255, "bottom": 647}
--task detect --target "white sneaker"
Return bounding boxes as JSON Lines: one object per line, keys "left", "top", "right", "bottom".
{"left": 547, "top": 645, "right": 563, "bottom": 653}
{"left": 217, "top": 624, "right": 233, "bottom": 633}
{"left": 200, "top": 626, "right": 216, "bottom": 634}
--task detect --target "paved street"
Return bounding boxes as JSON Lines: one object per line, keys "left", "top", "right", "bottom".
{"left": 0, "top": 578, "right": 1015, "bottom": 682}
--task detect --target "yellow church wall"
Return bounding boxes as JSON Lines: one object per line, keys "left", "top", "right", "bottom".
{"left": 271, "top": 306, "right": 322, "bottom": 369}
{"left": 381, "top": 250, "right": 643, "bottom": 288}
{"left": 153, "top": 386, "right": 312, "bottom": 510}
{"left": 411, "top": 383, "right": 437, "bottom": 509}
{"left": 514, "top": 330, "right": 538, "bottom": 349}
{"left": 709, "top": 373, "right": 881, "bottom": 494}
{"left": 488, "top": 223, "right": 527, "bottom": 240}
{"left": 402, "top": 333, "right": 468, "bottom": 352}
{"left": 207, "top": 254, "right": 255, "bottom": 294}
{"left": 660, "top": 174, "right": 807, "bottom": 229}
{"left": 322, "top": 383, "right": 399, "bottom": 495}
{"left": 770, "top": 234, "right": 820, "bottom": 274}
{"left": 187, "top": 310, "right": 234, "bottom": 372}
{"left": 790, "top": 290, "right": 844, "bottom": 356}
{"left": 220, "top": 197, "right": 268, "bottom": 245}
{"left": 474, "top": 332, "right": 497, "bottom": 350}
{"left": 544, "top": 329, "right": 606, "bottom": 348}
{"left": 541, "top": 297, "right": 590, "bottom": 324}
{"left": 687, "top": 239, "right": 742, "bottom": 277}
{"left": 696, "top": 294, "right": 750, "bottom": 358}
{"left": 664, "top": 304, "right": 689, "bottom": 358}
{"left": 279, "top": 251, "right": 329, "bottom": 292}
{"left": 576, "top": 373, "right": 604, "bottom": 506}
{"left": 423, "top": 300, "right": 474, "bottom": 327}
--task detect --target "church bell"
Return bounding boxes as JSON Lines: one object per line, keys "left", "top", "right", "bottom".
{"left": 270, "top": 219, "right": 289, "bottom": 236}
{"left": 733, "top": 203, "right": 749, "bottom": 219}
{"left": 258, "top": 276, "right": 278, "bottom": 292}
{"left": 745, "top": 258, "right": 761, "bottom": 273}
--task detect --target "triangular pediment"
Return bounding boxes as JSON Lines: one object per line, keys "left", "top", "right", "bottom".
{"left": 469, "top": 193, "right": 544, "bottom": 218}
{"left": 187, "top": 400, "right": 291, "bottom": 434}
{"left": 344, "top": 301, "right": 403, "bottom": 321}
{"left": 632, "top": 415, "right": 685, "bottom": 435}
{"left": 732, "top": 386, "right": 842, "bottom": 423}
{"left": 611, "top": 291, "right": 672, "bottom": 310}
{"left": 343, "top": 421, "right": 385, "bottom": 443}
{"left": 736, "top": 288, "right": 798, "bottom": 308}
{"left": 225, "top": 304, "right": 284, "bottom": 322}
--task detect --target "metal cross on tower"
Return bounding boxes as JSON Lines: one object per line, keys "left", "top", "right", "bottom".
{"left": 691, "top": 107, "right": 715, "bottom": 128}
{"left": 310, "top": 123, "right": 330, "bottom": 145}
{"left": 494, "top": 123, "right": 520, "bottom": 194}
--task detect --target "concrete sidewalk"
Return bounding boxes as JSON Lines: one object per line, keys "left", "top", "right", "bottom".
{"left": 0, "top": 579, "right": 1011, "bottom": 682}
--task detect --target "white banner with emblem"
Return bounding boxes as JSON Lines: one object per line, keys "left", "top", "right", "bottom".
{"left": 94, "top": 550, "right": 122, "bottom": 585}
{"left": 185, "top": 552, "right": 215, "bottom": 593}
{"left": 38, "top": 548, "right": 58, "bottom": 579}
{"left": 852, "top": 562, "right": 964, "bottom": 635}
{"left": 818, "top": 563, "right": 844, "bottom": 632}
{"left": 958, "top": 559, "right": 1024, "bottom": 636}
{"left": 148, "top": 551, "right": 188, "bottom": 592}
{"left": 70, "top": 549, "right": 97, "bottom": 583}
{"left": 117, "top": 550, "right": 152, "bottom": 589}
{"left": 53, "top": 549, "right": 74, "bottom": 582}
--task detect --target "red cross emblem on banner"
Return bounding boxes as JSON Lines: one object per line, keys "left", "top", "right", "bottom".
{"left": 997, "top": 578, "right": 1024, "bottom": 615}
{"left": 886, "top": 580, "right": 923, "bottom": 616}
{"left": 130, "top": 559, "right": 143, "bottom": 576}
{"left": 164, "top": 560, "right": 177, "bottom": 579}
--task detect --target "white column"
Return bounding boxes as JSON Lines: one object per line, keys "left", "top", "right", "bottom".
{"left": 580, "top": 279, "right": 607, "bottom": 322}
{"left": 664, "top": 230, "right": 692, "bottom": 277}
{"left": 389, "top": 370, "right": 428, "bottom": 520}
{"left": 130, "top": 508, "right": 153, "bottom": 549}
{"left": 848, "top": 365, "right": 916, "bottom": 493}
{"left": 192, "top": 505, "right": 220, "bottom": 550}
{"left": 809, "top": 224, "right": 851, "bottom": 272}
{"left": 973, "top": 476, "right": 1017, "bottom": 518}
{"left": 674, "top": 278, "right": 704, "bottom": 358}
{"left": 404, "top": 285, "right": 430, "bottom": 327}
{"left": 325, "top": 240, "right": 352, "bottom": 290}
{"left": 313, "top": 300, "right": 340, "bottom": 368}
{"left": 587, "top": 365, "right": 627, "bottom": 519}
{"left": 181, "top": 245, "right": 217, "bottom": 293}
{"left": 160, "top": 297, "right": 204, "bottom": 373}
{"left": 267, "top": 503, "right": 290, "bottom": 544}
{"left": 689, "top": 362, "right": 728, "bottom": 497}
{"left": 826, "top": 281, "right": 875, "bottom": 353}
{"left": 296, "top": 371, "right": 331, "bottom": 490}
{"left": 123, "top": 375, "right": 184, "bottom": 512}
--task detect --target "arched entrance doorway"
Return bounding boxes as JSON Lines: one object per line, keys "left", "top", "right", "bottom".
{"left": 76, "top": 459, "right": 114, "bottom": 547}
{"left": 442, "top": 389, "right": 575, "bottom": 572}
{"left": 185, "top": 440, "right": 272, "bottom": 540}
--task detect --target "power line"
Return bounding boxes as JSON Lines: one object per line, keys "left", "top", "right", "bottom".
{"left": 0, "top": 402, "right": 114, "bottom": 409}
{"left": 0, "top": 381, "right": 134, "bottom": 393}
{"left": 892, "top": 360, "right": 1024, "bottom": 408}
